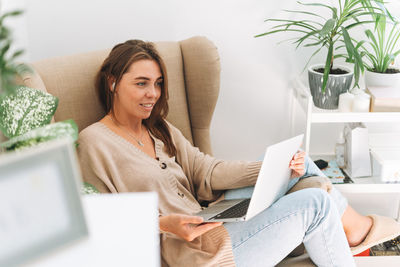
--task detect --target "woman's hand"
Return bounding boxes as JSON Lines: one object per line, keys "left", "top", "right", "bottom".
{"left": 290, "top": 151, "right": 306, "bottom": 178}
{"left": 159, "top": 214, "right": 222, "bottom": 242}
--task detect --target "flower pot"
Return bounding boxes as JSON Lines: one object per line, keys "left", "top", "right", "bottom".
{"left": 365, "top": 69, "right": 400, "bottom": 88}
{"left": 308, "top": 64, "right": 353, "bottom": 109}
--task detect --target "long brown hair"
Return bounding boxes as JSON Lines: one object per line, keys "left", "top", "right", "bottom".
{"left": 96, "top": 39, "right": 176, "bottom": 156}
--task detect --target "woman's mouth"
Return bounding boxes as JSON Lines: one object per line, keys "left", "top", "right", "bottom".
{"left": 140, "top": 103, "right": 155, "bottom": 111}
{"left": 140, "top": 103, "right": 154, "bottom": 108}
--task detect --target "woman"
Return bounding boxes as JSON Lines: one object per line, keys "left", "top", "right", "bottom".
{"left": 78, "top": 40, "right": 400, "bottom": 266}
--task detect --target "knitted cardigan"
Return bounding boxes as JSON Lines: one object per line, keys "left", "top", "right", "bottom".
{"left": 78, "top": 122, "right": 262, "bottom": 267}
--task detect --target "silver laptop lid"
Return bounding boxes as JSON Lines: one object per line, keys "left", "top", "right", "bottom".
{"left": 0, "top": 139, "right": 88, "bottom": 266}
{"left": 245, "top": 134, "right": 304, "bottom": 220}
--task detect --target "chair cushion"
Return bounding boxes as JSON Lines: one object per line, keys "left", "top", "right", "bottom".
{"left": 180, "top": 36, "right": 220, "bottom": 155}
{"left": 155, "top": 42, "right": 193, "bottom": 144}
{"left": 15, "top": 65, "right": 48, "bottom": 93}
{"left": 32, "top": 50, "right": 109, "bottom": 132}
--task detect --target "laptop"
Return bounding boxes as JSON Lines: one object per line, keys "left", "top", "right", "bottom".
{"left": 196, "top": 134, "right": 304, "bottom": 222}
{"left": 0, "top": 139, "right": 88, "bottom": 266}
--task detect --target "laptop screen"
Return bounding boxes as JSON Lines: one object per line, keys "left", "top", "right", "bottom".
{"left": 0, "top": 139, "right": 88, "bottom": 266}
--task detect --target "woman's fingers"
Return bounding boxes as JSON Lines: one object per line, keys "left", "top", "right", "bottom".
{"left": 163, "top": 214, "right": 223, "bottom": 241}
{"left": 290, "top": 160, "right": 305, "bottom": 169}
{"left": 178, "top": 214, "right": 204, "bottom": 224}
{"left": 290, "top": 151, "right": 305, "bottom": 169}
{"left": 186, "top": 222, "right": 223, "bottom": 241}
{"left": 290, "top": 151, "right": 306, "bottom": 178}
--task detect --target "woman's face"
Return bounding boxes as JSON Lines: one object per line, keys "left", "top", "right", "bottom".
{"left": 113, "top": 59, "right": 163, "bottom": 121}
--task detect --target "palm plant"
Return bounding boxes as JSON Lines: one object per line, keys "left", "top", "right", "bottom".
{"left": 256, "top": 0, "right": 388, "bottom": 92}
{"left": 358, "top": 12, "right": 400, "bottom": 73}
{"left": 0, "top": 9, "right": 27, "bottom": 95}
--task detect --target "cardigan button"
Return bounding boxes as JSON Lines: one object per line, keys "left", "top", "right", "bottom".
{"left": 178, "top": 192, "right": 184, "bottom": 198}
{"left": 160, "top": 162, "right": 167, "bottom": 169}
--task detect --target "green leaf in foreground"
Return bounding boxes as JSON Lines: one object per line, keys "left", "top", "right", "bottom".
{"left": 1, "top": 119, "right": 78, "bottom": 151}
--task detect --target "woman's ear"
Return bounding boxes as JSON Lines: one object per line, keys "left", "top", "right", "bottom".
{"left": 107, "top": 77, "right": 116, "bottom": 92}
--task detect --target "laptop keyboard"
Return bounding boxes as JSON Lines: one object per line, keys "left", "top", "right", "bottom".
{"left": 210, "top": 199, "right": 251, "bottom": 220}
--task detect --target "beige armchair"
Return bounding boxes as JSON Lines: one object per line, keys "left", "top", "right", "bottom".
{"left": 19, "top": 36, "right": 315, "bottom": 266}
{"left": 20, "top": 36, "right": 220, "bottom": 156}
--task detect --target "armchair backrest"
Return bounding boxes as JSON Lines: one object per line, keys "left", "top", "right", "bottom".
{"left": 20, "top": 36, "right": 220, "bottom": 155}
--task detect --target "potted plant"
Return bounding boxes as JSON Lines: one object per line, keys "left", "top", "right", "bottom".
{"left": 358, "top": 11, "right": 400, "bottom": 88}
{"left": 0, "top": 9, "right": 27, "bottom": 95}
{"left": 256, "top": 0, "right": 387, "bottom": 109}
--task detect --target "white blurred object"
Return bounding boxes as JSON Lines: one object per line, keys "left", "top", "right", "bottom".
{"left": 343, "top": 123, "right": 372, "bottom": 177}
{"left": 335, "top": 131, "right": 346, "bottom": 168}
{"left": 0, "top": 139, "right": 87, "bottom": 267}
{"left": 27, "top": 193, "right": 160, "bottom": 267}
{"left": 371, "top": 149, "right": 400, "bottom": 183}
{"left": 338, "top": 92, "right": 354, "bottom": 112}
{"left": 369, "top": 132, "right": 400, "bottom": 150}
{"left": 353, "top": 93, "right": 371, "bottom": 112}
{"left": 368, "top": 86, "right": 400, "bottom": 112}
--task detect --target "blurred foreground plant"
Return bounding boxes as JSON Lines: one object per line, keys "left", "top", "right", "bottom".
{"left": 0, "top": 9, "right": 29, "bottom": 95}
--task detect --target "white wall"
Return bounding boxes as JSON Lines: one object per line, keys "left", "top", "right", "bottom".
{"left": 4, "top": 0, "right": 400, "bottom": 160}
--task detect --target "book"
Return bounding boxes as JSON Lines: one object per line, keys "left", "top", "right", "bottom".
{"left": 367, "top": 86, "right": 400, "bottom": 112}
{"left": 320, "top": 160, "right": 353, "bottom": 184}
{"left": 370, "top": 236, "right": 400, "bottom": 256}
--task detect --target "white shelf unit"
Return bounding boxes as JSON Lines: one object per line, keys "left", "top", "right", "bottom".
{"left": 290, "top": 78, "right": 400, "bottom": 221}
{"left": 309, "top": 154, "right": 400, "bottom": 193}
{"left": 290, "top": 77, "right": 400, "bottom": 154}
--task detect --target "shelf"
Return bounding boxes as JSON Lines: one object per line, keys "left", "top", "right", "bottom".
{"left": 334, "top": 178, "right": 400, "bottom": 194}
{"left": 291, "top": 78, "right": 400, "bottom": 123}
{"left": 310, "top": 154, "right": 400, "bottom": 193}
{"left": 311, "top": 107, "right": 400, "bottom": 123}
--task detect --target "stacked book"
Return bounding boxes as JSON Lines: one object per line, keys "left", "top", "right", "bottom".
{"left": 370, "top": 236, "right": 400, "bottom": 256}
{"left": 367, "top": 86, "right": 400, "bottom": 112}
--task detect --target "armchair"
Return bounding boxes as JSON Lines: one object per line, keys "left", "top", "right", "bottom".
{"left": 19, "top": 36, "right": 316, "bottom": 266}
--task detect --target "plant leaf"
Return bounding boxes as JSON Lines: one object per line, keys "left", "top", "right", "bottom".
{"left": 322, "top": 43, "right": 334, "bottom": 93}
{"left": 297, "top": 1, "right": 337, "bottom": 13}
{"left": 0, "top": 86, "right": 59, "bottom": 138}
{"left": 1, "top": 120, "right": 78, "bottom": 151}
{"left": 282, "top": 9, "right": 325, "bottom": 20}
{"left": 342, "top": 27, "right": 354, "bottom": 61}
{"left": 320, "top": 19, "right": 336, "bottom": 37}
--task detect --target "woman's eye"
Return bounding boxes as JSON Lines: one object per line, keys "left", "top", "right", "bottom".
{"left": 136, "top": 82, "right": 146, "bottom": 86}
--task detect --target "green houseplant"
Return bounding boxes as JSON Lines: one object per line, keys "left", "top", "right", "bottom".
{"left": 256, "top": 0, "right": 387, "bottom": 109}
{"left": 0, "top": 8, "right": 27, "bottom": 143}
{"left": 358, "top": 9, "right": 400, "bottom": 87}
{"left": 0, "top": 9, "right": 27, "bottom": 95}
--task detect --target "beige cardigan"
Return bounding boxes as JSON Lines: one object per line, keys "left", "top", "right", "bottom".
{"left": 78, "top": 122, "right": 262, "bottom": 267}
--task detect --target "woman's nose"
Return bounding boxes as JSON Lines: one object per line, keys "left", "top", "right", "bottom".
{"left": 146, "top": 85, "right": 157, "bottom": 97}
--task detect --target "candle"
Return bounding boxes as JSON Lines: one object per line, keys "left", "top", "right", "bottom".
{"left": 338, "top": 92, "right": 354, "bottom": 112}
{"left": 353, "top": 93, "right": 371, "bottom": 112}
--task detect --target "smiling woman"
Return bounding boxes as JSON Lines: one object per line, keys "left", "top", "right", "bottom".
{"left": 76, "top": 38, "right": 400, "bottom": 267}
{"left": 95, "top": 40, "right": 176, "bottom": 157}
{"left": 107, "top": 60, "right": 162, "bottom": 150}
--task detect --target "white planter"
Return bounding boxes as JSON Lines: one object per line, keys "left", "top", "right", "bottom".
{"left": 365, "top": 69, "right": 400, "bottom": 88}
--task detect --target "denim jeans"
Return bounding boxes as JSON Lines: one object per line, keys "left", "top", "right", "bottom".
{"left": 224, "top": 156, "right": 354, "bottom": 267}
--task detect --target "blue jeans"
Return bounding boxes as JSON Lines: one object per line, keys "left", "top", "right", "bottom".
{"left": 224, "top": 156, "right": 354, "bottom": 267}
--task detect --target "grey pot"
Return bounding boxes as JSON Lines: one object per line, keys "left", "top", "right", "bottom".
{"left": 308, "top": 64, "right": 353, "bottom": 109}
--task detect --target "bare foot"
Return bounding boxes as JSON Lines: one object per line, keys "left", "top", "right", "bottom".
{"left": 344, "top": 215, "right": 373, "bottom": 247}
